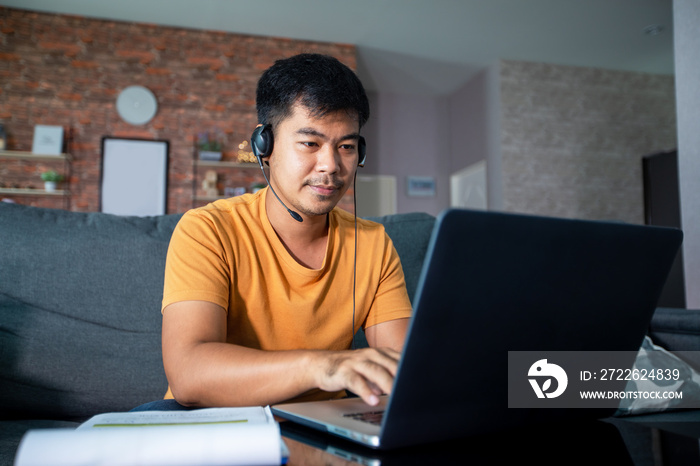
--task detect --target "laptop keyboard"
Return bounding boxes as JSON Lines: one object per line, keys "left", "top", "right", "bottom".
{"left": 343, "top": 410, "right": 385, "bottom": 426}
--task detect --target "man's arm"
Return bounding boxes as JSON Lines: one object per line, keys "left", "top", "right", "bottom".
{"left": 365, "top": 318, "right": 410, "bottom": 353}
{"left": 162, "top": 300, "right": 405, "bottom": 408}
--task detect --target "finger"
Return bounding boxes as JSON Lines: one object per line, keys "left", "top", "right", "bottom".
{"left": 357, "top": 387, "right": 381, "bottom": 406}
{"left": 344, "top": 374, "right": 382, "bottom": 406}
{"left": 351, "top": 358, "right": 396, "bottom": 398}
{"left": 324, "top": 358, "right": 393, "bottom": 405}
{"left": 315, "top": 349, "right": 400, "bottom": 404}
{"left": 362, "top": 348, "right": 401, "bottom": 378}
{"left": 367, "top": 381, "right": 384, "bottom": 396}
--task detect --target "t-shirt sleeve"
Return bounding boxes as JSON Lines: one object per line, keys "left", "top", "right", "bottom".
{"left": 161, "top": 210, "right": 232, "bottom": 312}
{"left": 363, "top": 233, "right": 413, "bottom": 328}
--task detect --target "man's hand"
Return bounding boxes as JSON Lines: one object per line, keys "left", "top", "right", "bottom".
{"left": 313, "top": 347, "right": 402, "bottom": 406}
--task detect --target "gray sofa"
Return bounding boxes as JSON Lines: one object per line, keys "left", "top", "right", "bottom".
{"left": 1, "top": 202, "right": 698, "bottom": 465}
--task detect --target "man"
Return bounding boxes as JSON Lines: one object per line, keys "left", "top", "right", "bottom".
{"left": 161, "top": 54, "right": 412, "bottom": 409}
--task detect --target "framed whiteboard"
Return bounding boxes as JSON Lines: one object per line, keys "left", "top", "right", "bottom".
{"left": 100, "top": 137, "right": 169, "bottom": 216}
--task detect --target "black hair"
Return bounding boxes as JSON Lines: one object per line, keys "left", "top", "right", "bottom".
{"left": 256, "top": 53, "right": 370, "bottom": 130}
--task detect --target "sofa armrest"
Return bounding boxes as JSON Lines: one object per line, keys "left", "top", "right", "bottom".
{"left": 649, "top": 307, "right": 700, "bottom": 351}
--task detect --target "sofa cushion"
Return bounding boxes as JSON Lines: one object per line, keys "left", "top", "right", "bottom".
{"left": 0, "top": 203, "right": 182, "bottom": 420}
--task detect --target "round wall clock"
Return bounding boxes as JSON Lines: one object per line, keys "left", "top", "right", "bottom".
{"left": 116, "top": 85, "right": 158, "bottom": 125}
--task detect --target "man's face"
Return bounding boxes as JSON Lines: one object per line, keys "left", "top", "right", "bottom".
{"left": 267, "top": 102, "right": 362, "bottom": 219}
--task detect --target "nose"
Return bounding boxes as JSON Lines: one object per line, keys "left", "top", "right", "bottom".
{"left": 315, "top": 145, "right": 341, "bottom": 174}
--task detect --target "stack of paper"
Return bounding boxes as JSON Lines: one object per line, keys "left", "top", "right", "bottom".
{"left": 15, "top": 407, "right": 286, "bottom": 466}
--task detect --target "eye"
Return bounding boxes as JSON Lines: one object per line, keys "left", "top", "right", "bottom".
{"left": 339, "top": 143, "right": 356, "bottom": 152}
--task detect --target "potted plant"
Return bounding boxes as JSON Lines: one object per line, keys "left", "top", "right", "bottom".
{"left": 197, "top": 132, "right": 223, "bottom": 161}
{"left": 40, "top": 170, "right": 63, "bottom": 192}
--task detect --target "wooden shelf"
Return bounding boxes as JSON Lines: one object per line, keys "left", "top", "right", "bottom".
{"left": 1, "top": 150, "right": 72, "bottom": 209}
{"left": 0, "top": 150, "right": 71, "bottom": 161}
{"left": 0, "top": 188, "right": 69, "bottom": 196}
{"left": 194, "top": 160, "right": 258, "bottom": 169}
{"left": 192, "top": 158, "right": 264, "bottom": 209}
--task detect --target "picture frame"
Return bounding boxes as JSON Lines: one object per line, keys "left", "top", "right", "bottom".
{"left": 32, "top": 125, "right": 64, "bottom": 155}
{"left": 407, "top": 176, "right": 436, "bottom": 197}
{"left": 100, "top": 137, "right": 169, "bottom": 216}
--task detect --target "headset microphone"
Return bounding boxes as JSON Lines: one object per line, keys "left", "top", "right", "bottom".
{"left": 251, "top": 124, "right": 303, "bottom": 223}
{"left": 257, "top": 158, "right": 303, "bottom": 222}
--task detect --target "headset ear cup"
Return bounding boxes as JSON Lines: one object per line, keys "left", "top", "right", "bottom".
{"left": 251, "top": 124, "right": 274, "bottom": 160}
{"left": 358, "top": 136, "right": 366, "bottom": 167}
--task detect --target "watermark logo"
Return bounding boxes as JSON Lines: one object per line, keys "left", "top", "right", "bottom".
{"left": 528, "top": 359, "right": 568, "bottom": 399}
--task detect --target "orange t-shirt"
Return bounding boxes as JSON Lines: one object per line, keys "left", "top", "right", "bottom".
{"left": 162, "top": 188, "right": 412, "bottom": 401}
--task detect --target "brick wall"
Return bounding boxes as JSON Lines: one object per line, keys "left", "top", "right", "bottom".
{"left": 0, "top": 7, "right": 357, "bottom": 213}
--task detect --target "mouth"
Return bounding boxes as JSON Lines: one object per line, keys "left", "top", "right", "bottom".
{"left": 308, "top": 184, "right": 338, "bottom": 197}
{"left": 305, "top": 179, "right": 344, "bottom": 197}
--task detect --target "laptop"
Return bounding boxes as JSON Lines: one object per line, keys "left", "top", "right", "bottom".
{"left": 272, "top": 208, "right": 683, "bottom": 449}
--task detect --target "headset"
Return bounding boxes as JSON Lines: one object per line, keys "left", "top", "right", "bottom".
{"left": 250, "top": 123, "right": 366, "bottom": 349}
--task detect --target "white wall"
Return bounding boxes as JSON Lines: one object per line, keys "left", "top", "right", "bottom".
{"left": 674, "top": 0, "right": 700, "bottom": 307}
{"left": 363, "top": 62, "right": 503, "bottom": 217}
{"left": 448, "top": 63, "right": 503, "bottom": 211}
{"left": 363, "top": 92, "right": 450, "bottom": 216}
